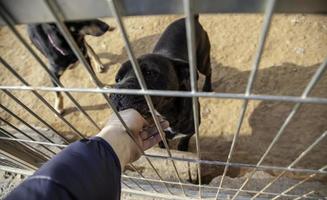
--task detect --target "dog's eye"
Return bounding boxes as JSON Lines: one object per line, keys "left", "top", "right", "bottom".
{"left": 69, "top": 27, "right": 76, "bottom": 32}
{"left": 144, "top": 70, "right": 153, "bottom": 76}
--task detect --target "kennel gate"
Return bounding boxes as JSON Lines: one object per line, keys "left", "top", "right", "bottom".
{"left": 0, "top": 0, "right": 327, "bottom": 199}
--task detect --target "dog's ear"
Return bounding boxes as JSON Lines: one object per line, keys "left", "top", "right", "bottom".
{"left": 43, "top": 24, "right": 70, "bottom": 56}
{"left": 171, "top": 59, "right": 191, "bottom": 91}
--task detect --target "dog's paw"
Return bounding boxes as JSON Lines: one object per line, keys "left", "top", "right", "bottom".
{"left": 202, "top": 84, "right": 213, "bottom": 92}
{"left": 97, "top": 65, "right": 105, "bottom": 73}
{"left": 55, "top": 107, "right": 64, "bottom": 116}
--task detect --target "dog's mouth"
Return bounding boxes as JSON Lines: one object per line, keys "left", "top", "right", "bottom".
{"left": 110, "top": 94, "right": 187, "bottom": 140}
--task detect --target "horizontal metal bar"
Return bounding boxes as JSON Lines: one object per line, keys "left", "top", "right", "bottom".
{"left": 293, "top": 191, "right": 316, "bottom": 200}
{"left": 0, "top": 165, "right": 33, "bottom": 176}
{"left": 1, "top": 135, "right": 324, "bottom": 175}
{"left": 122, "top": 175, "right": 322, "bottom": 199}
{"left": 271, "top": 166, "right": 327, "bottom": 200}
{"left": 0, "top": 137, "right": 67, "bottom": 148}
{"left": 1, "top": 86, "right": 327, "bottom": 104}
{"left": 1, "top": 89, "right": 69, "bottom": 144}
{"left": 144, "top": 153, "right": 327, "bottom": 175}
{"left": 0, "top": 0, "right": 326, "bottom": 25}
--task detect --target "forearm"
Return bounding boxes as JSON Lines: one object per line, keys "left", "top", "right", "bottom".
{"left": 6, "top": 137, "right": 121, "bottom": 200}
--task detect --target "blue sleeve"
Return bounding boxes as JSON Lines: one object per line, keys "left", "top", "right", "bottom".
{"left": 5, "top": 137, "right": 122, "bottom": 200}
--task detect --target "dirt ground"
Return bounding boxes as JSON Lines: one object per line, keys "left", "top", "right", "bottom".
{"left": 1, "top": 13, "right": 327, "bottom": 196}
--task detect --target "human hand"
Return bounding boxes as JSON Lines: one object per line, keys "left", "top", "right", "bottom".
{"left": 97, "top": 109, "right": 168, "bottom": 168}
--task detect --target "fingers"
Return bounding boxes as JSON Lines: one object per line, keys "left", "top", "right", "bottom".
{"left": 140, "top": 120, "right": 170, "bottom": 140}
{"left": 142, "top": 133, "right": 162, "bottom": 150}
{"left": 106, "top": 109, "right": 149, "bottom": 133}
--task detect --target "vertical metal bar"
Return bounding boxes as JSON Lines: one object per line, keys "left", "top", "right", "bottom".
{"left": 0, "top": 6, "right": 101, "bottom": 131}
{"left": 250, "top": 131, "right": 327, "bottom": 199}
{"left": 215, "top": 0, "right": 276, "bottom": 199}
{"left": 272, "top": 165, "right": 327, "bottom": 200}
{"left": 232, "top": 57, "right": 327, "bottom": 200}
{"left": 107, "top": 0, "right": 186, "bottom": 196}
{"left": 183, "top": 0, "right": 202, "bottom": 198}
{"left": 1, "top": 89, "right": 69, "bottom": 143}
{"left": 0, "top": 57, "right": 85, "bottom": 139}
{"left": 0, "top": 107, "right": 57, "bottom": 156}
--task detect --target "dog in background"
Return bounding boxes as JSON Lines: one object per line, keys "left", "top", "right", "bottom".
{"left": 110, "top": 15, "right": 212, "bottom": 161}
{"left": 28, "top": 20, "right": 114, "bottom": 114}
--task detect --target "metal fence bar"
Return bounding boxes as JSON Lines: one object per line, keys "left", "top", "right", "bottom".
{"left": 0, "top": 7, "right": 101, "bottom": 132}
{"left": 129, "top": 163, "right": 160, "bottom": 193}
{"left": 0, "top": 137, "right": 67, "bottom": 148}
{"left": 1, "top": 135, "right": 325, "bottom": 175}
{"left": 184, "top": 0, "right": 202, "bottom": 198}
{"left": 143, "top": 154, "right": 327, "bottom": 175}
{"left": 0, "top": 107, "right": 58, "bottom": 156}
{"left": 293, "top": 191, "right": 316, "bottom": 200}
{"left": 231, "top": 58, "right": 327, "bottom": 200}
{"left": 0, "top": 57, "right": 84, "bottom": 139}
{"left": 272, "top": 165, "right": 327, "bottom": 200}
{"left": 0, "top": 104, "right": 57, "bottom": 145}
{"left": 250, "top": 131, "right": 327, "bottom": 199}
{"left": 121, "top": 175, "right": 323, "bottom": 200}
{"left": 0, "top": 127, "right": 51, "bottom": 160}
{"left": 0, "top": 165, "right": 33, "bottom": 176}
{"left": 43, "top": 0, "right": 175, "bottom": 194}
{"left": 107, "top": 0, "right": 186, "bottom": 196}
{"left": 1, "top": 89, "right": 69, "bottom": 144}
{"left": 122, "top": 180, "right": 133, "bottom": 189}
{"left": 123, "top": 173, "right": 146, "bottom": 191}
{"left": 0, "top": 151, "right": 37, "bottom": 171}
{"left": 1, "top": 0, "right": 326, "bottom": 25}
{"left": 215, "top": 0, "right": 276, "bottom": 199}
{"left": 1, "top": 85, "right": 327, "bottom": 105}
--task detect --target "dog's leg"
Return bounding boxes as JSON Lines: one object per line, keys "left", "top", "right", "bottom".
{"left": 54, "top": 91, "right": 64, "bottom": 115}
{"left": 203, "top": 71, "right": 212, "bottom": 92}
{"left": 177, "top": 135, "right": 194, "bottom": 182}
{"left": 84, "top": 54, "right": 105, "bottom": 88}
{"left": 50, "top": 67, "right": 65, "bottom": 115}
{"left": 85, "top": 41, "right": 105, "bottom": 73}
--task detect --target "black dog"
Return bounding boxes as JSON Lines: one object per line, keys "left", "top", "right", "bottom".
{"left": 110, "top": 15, "right": 212, "bottom": 155}
{"left": 28, "top": 20, "right": 113, "bottom": 114}
{"left": 110, "top": 15, "right": 212, "bottom": 152}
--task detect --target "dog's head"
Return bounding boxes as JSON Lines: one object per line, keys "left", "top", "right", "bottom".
{"left": 67, "top": 19, "right": 111, "bottom": 37}
{"left": 110, "top": 54, "right": 194, "bottom": 140}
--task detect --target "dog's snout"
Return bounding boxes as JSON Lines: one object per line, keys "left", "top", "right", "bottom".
{"left": 100, "top": 24, "right": 109, "bottom": 32}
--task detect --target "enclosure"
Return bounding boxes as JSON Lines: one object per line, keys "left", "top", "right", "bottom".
{"left": 0, "top": 0, "right": 327, "bottom": 199}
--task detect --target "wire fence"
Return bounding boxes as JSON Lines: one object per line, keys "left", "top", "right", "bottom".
{"left": 0, "top": 0, "right": 327, "bottom": 199}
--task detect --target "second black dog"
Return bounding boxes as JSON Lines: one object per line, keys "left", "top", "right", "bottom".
{"left": 28, "top": 20, "right": 113, "bottom": 114}
{"left": 110, "top": 15, "right": 212, "bottom": 153}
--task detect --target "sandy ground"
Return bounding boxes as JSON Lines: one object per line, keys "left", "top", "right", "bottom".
{"left": 1, "top": 14, "right": 327, "bottom": 198}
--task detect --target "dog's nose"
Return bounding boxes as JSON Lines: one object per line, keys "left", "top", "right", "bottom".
{"left": 100, "top": 24, "right": 109, "bottom": 32}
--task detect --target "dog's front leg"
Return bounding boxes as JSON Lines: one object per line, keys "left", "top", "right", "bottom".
{"left": 54, "top": 91, "right": 64, "bottom": 115}
{"left": 85, "top": 41, "right": 105, "bottom": 73}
